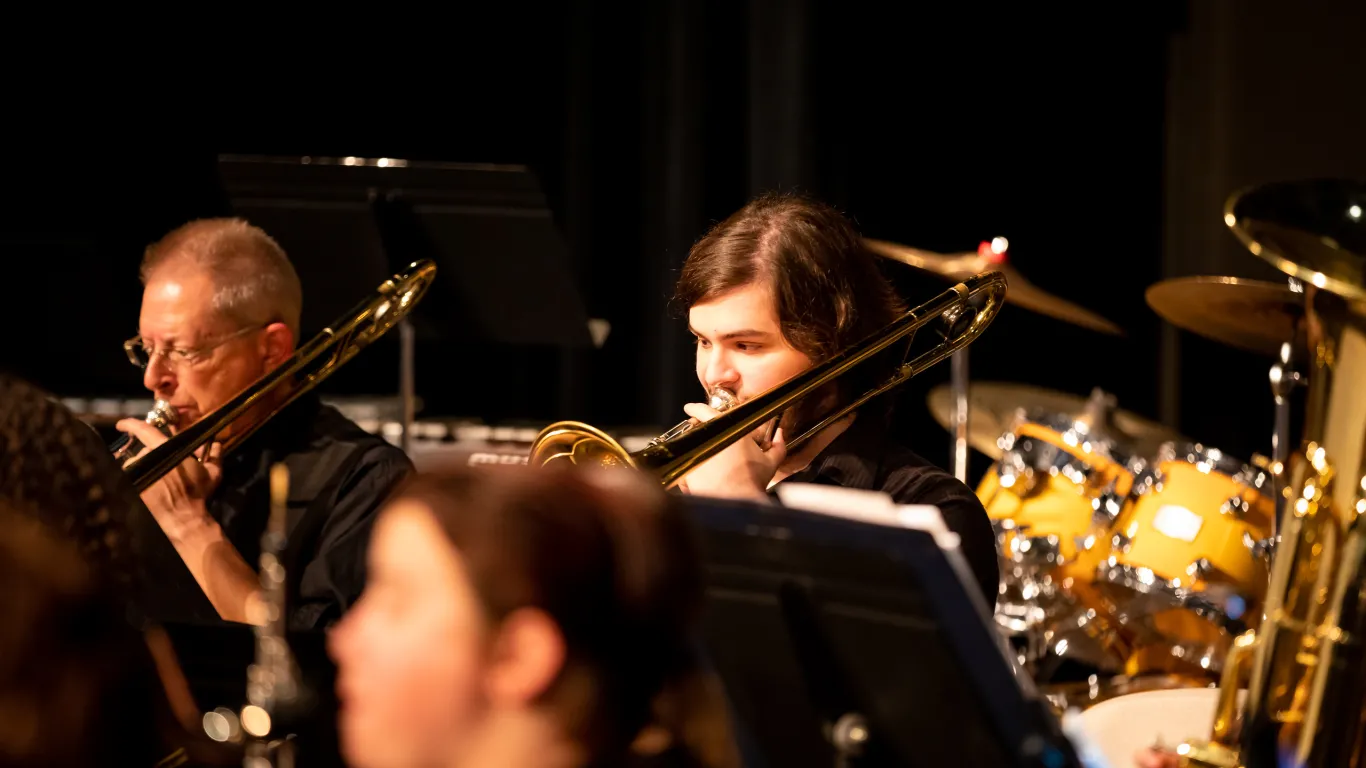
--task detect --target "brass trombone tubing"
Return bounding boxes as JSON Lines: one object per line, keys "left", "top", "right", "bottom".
{"left": 529, "top": 270, "right": 1007, "bottom": 488}
{"left": 124, "top": 260, "right": 438, "bottom": 493}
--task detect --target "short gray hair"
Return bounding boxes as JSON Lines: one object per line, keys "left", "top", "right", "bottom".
{"left": 140, "top": 218, "right": 303, "bottom": 338}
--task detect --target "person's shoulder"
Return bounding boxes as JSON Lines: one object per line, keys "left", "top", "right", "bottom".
{"left": 311, "top": 405, "right": 414, "bottom": 469}
{"left": 875, "top": 443, "right": 982, "bottom": 510}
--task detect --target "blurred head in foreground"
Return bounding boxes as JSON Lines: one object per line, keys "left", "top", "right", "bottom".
{"left": 328, "top": 464, "right": 740, "bottom": 768}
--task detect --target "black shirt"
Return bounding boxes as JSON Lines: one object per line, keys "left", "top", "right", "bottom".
{"left": 134, "top": 394, "right": 414, "bottom": 631}
{"left": 771, "top": 412, "right": 1000, "bottom": 606}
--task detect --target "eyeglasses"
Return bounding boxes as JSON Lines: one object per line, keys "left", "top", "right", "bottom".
{"left": 123, "top": 326, "right": 263, "bottom": 370}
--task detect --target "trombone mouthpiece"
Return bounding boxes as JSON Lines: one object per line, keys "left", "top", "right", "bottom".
{"left": 708, "top": 387, "right": 737, "bottom": 412}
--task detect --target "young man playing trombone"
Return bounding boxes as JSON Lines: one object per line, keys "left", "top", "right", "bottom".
{"left": 670, "top": 193, "right": 999, "bottom": 605}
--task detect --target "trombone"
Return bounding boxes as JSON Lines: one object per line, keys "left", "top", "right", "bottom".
{"left": 527, "top": 270, "right": 1008, "bottom": 487}
{"left": 121, "top": 260, "right": 437, "bottom": 492}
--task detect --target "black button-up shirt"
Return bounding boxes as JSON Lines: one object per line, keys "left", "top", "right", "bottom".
{"left": 133, "top": 393, "right": 413, "bottom": 631}
{"left": 772, "top": 413, "right": 1000, "bottom": 606}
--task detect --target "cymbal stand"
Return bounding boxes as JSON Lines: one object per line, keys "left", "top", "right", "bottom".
{"left": 1268, "top": 277, "right": 1304, "bottom": 538}
{"left": 950, "top": 348, "right": 970, "bottom": 483}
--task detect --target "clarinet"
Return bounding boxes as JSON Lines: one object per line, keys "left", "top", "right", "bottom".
{"left": 238, "top": 462, "right": 300, "bottom": 768}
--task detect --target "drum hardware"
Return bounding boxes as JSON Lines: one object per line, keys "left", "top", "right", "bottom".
{"left": 110, "top": 398, "right": 179, "bottom": 466}
{"left": 121, "top": 260, "right": 437, "bottom": 493}
{"left": 527, "top": 271, "right": 1008, "bottom": 487}
{"left": 1267, "top": 330, "right": 1304, "bottom": 539}
{"left": 1174, "top": 177, "right": 1366, "bottom": 768}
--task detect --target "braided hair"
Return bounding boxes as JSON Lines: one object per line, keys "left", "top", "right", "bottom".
{"left": 0, "top": 373, "right": 142, "bottom": 595}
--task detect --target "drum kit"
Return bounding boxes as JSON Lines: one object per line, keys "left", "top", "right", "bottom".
{"left": 864, "top": 203, "right": 1326, "bottom": 709}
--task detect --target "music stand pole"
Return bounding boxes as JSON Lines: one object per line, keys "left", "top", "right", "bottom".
{"left": 400, "top": 319, "right": 415, "bottom": 455}
{"left": 951, "top": 347, "right": 970, "bottom": 483}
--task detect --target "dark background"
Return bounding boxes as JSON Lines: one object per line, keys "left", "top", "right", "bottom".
{"left": 4, "top": 1, "right": 1363, "bottom": 486}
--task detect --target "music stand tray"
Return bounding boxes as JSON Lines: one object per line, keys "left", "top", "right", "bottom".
{"left": 682, "top": 483, "right": 1084, "bottom": 768}
{"left": 215, "top": 154, "right": 593, "bottom": 348}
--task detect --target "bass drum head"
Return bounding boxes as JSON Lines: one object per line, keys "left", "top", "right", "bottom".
{"left": 1069, "top": 684, "right": 1242, "bottom": 768}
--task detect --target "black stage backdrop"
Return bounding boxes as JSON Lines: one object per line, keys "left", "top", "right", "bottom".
{"left": 5, "top": 2, "right": 1360, "bottom": 485}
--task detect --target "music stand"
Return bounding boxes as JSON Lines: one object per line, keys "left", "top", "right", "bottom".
{"left": 215, "top": 154, "right": 594, "bottom": 450}
{"left": 682, "top": 484, "right": 1083, "bottom": 768}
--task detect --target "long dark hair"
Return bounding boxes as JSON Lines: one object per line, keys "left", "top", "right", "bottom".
{"left": 391, "top": 466, "right": 740, "bottom": 768}
{"left": 673, "top": 193, "right": 907, "bottom": 423}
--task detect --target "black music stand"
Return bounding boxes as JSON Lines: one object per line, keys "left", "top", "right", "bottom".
{"left": 214, "top": 154, "right": 595, "bottom": 449}
{"left": 682, "top": 485, "right": 1084, "bottom": 768}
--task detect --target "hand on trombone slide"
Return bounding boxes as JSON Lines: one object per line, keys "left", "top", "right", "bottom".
{"left": 672, "top": 402, "right": 786, "bottom": 502}
{"left": 115, "top": 417, "right": 225, "bottom": 543}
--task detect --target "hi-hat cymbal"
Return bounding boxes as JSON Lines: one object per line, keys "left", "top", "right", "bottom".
{"left": 864, "top": 237, "right": 1124, "bottom": 336}
{"left": 1145, "top": 275, "right": 1304, "bottom": 356}
{"left": 927, "top": 381, "right": 1185, "bottom": 461}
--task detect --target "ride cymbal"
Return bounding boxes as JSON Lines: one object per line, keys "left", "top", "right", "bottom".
{"left": 926, "top": 381, "right": 1184, "bottom": 460}
{"left": 1145, "top": 275, "right": 1304, "bottom": 356}
{"left": 864, "top": 237, "right": 1123, "bottom": 336}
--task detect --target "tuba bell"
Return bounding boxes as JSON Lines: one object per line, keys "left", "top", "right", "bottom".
{"left": 527, "top": 270, "right": 1008, "bottom": 488}
{"left": 121, "top": 260, "right": 437, "bottom": 492}
{"left": 1177, "top": 178, "right": 1366, "bottom": 768}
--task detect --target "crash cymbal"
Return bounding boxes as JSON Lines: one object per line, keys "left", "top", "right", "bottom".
{"left": 1145, "top": 276, "right": 1304, "bottom": 356}
{"left": 865, "top": 237, "right": 1124, "bottom": 336}
{"left": 927, "top": 381, "right": 1185, "bottom": 460}
{"left": 1224, "top": 178, "right": 1366, "bottom": 303}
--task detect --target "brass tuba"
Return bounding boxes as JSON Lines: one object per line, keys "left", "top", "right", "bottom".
{"left": 123, "top": 260, "right": 438, "bottom": 492}
{"left": 527, "top": 270, "right": 1008, "bottom": 487}
{"left": 1177, "top": 178, "right": 1366, "bottom": 768}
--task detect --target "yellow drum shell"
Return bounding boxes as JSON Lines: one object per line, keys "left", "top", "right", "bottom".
{"left": 1106, "top": 459, "right": 1273, "bottom": 594}
{"left": 978, "top": 421, "right": 1133, "bottom": 564}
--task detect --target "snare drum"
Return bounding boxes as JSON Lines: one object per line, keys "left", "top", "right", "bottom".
{"left": 1094, "top": 442, "right": 1274, "bottom": 655}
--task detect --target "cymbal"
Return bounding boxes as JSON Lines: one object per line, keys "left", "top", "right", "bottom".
{"left": 1145, "top": 275, "right": 1304, "bottom": 356}
{"left": 926, "top": 381, "right": 1185, "bottom": 461}
{"left": 1224, "top": 178, "right": 1366, "bottom": 303}
{"left": 864, "top": 237, "right": 1124, "bottom": 336}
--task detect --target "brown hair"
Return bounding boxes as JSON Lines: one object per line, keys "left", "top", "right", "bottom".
{"left": 673, "top": 193, "right": 907, "bottom": 418}
{"left": 393, "top": 466, "right": 740, "bottom": 768}
{"left": 141, "top": 218, "right": 303, "bottom": 338}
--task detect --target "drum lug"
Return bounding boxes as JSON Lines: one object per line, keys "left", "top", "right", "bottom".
{"left": 1187, "top": 557, "right": 1214, "bottom": 581}
{"left": 1245, "top": 532, "right": 1276, "bottom": 563}
{"left": 1091, "top": 484, "right": 1127, "bottom": 526}
{"left": 996, "top": 445, "right": 1036, "bottom": 493}
{"left": 1219, "top": 494, "right": 1250, "bottom": 519}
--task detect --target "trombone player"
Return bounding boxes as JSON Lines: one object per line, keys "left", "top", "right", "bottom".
{"left": 670, "top": 193, "right": 999, "bottom": 605}
{"left": 115, "top": 218, "right": 414, "bottom": 630}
